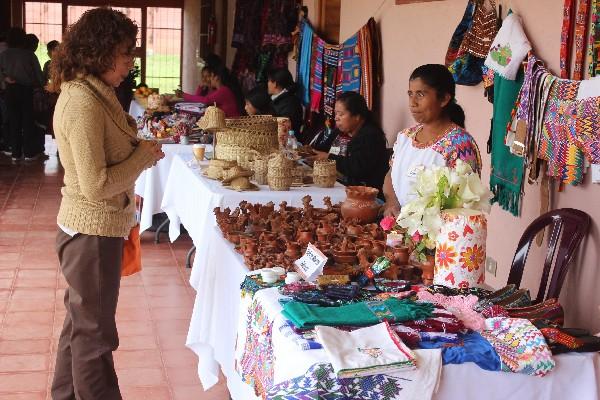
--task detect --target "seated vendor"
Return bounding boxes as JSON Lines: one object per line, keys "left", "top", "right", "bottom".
{"left": 244, "top": 85, "right": 271, "bottom": 116}
{"left": 309, "top": 91, "right": 389, "bottom": 192}
{"left": 182, "top": 65, "right": 242, "bottom": 117}
{"left": 268, "top": 68, "right": 304, "bottom": 137}
{"left": 382, "top": 64, "right": 482, "bottom": 217}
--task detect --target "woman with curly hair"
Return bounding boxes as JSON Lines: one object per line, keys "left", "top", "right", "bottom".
{"left": 48, "top": 8, "right": 164, "bottom": 399}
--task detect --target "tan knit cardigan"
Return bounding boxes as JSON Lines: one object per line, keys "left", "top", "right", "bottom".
{"left": 54, "top": 75, "right": 155, "bottom": 237}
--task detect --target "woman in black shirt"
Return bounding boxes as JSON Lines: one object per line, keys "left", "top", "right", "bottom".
{"left": 309, "top": 91, "right": 389, "bottom": 192}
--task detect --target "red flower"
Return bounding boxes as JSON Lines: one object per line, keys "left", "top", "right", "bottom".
{"left": 379, "top": 216, "right": 396, "bottom": 231}
{"left": 448, "top": 231, "right": 459, "bottom": 241}
{"left": 411, "top": 231, "right": 422, "bottom": 243}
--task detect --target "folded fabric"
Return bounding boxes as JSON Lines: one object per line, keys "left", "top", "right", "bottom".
{"left": 484, "top": 13, "right": 532, "bottom": 80}
{"left": 417, "top": 291, "right": 486, "bottom": 331}
{"left": 419, "top": 331, "right": 460, "bottom": 344}
{"left": 401, "top": 306, "right": 467, "bottom": 334}
{"left": 481, "top": 317, "right": 555, "bottom": 377}
{"left": 419, "top": 332, "right": 501, "bottom": 372}
{"left": 282, "top": 298, "right": 435, "bottom": 329}
{"left": 316, "top": 321, "right": 416, "bottom": 378}
{"left": 278, "top": 319, "right": 322, "bottom": 350}
{"left": 265, "top": 349, "right": 442, "bottom": 400}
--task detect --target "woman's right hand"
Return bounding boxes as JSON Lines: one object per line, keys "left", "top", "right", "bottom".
{"left": 138, "top": 140, "right": 165, "bottom": 166}
{"left": 382, "top": 201, "right": 401, "bottom": 218}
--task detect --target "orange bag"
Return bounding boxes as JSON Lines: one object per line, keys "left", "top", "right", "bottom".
{"left": 121, "top": 224, "right": 142, "bottom": 276}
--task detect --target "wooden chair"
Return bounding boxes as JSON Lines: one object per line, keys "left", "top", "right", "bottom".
{"left": 507, "top": 208, "right": 591, "bottom": 304}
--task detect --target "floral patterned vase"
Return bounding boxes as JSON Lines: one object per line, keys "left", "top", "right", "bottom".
{"left": 434, "top": 208, "right": 487, "bottom": 289}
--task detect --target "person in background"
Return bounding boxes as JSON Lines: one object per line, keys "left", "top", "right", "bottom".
{"left": 244, "top": 85, "right": 271, "bottom": 115}
{"left": 382, "top": 64, "right": 482, "bottom": 217}
{"left": 193, "top": 53, "right": 223, "bottom": 96}
{"left": 48, "top": 8, "right": 164, "bottom": 399}
{"left": 267, "top": 68, "right": 303, "bottom": 138}
{"left": 0, "top": 27, "right": 44, "bottom": 161}
{"left": 24, "top": 33, "right": 40, "bottom": 53}
{"left": 182, "top": 64, "right": 242, "bottom": 117}
{"left": 43, "top": 40, "right": 60, "bottom": 84}
{"left": 309, "top": 91, "right": 389, "bottom": 193}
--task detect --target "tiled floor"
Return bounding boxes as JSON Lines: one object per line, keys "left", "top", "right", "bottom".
{"left": 0, "top": 142, "right": 230, "bottom": 399}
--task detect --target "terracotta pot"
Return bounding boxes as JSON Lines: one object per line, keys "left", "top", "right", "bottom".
{"left": 284, "top": 241, "right": 301, "bottom": 259}
{"left": 340, "top": 186, "right": 381, "bottom": 224}
{"left": 371, "top": 240, "right": 386, "bottom": 257}
{"left": 391, "top": 245, "right": 410, "bottom": 265}
{"left": 297, "top": 230, "right": 314, "bottom": 245}
{"left": 346, "top": 224, "right": 363, "bottom": 236}
{"left": 413, "top": 255, "right": 435, "bottom": 285}
{"left": 316, "top": 221, "right": 335, "bottom": 236}
{"left": 227, "top": 231, "right": 242, "bottom": 245}
{"left": 243, "top": 240, "right": 258, "bottom": 257}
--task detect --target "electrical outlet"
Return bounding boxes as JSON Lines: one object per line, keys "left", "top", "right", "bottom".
{"left": 485, "top": 256, "right": 497, "bottom": 276}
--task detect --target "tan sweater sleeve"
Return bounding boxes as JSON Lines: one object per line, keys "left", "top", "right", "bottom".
{"left": 63, "top": 97, "right": 155, "bottom": 202}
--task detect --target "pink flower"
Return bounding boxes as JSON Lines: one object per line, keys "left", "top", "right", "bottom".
{"left": 411, "top": 231, "right": 422, "bottom": 242}
{"left": 379, "top": 216, "right": 396, "bottom": 231}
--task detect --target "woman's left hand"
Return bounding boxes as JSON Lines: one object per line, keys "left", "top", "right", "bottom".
{"left": 308, "top": 150, "right": 329, "bottom": 161}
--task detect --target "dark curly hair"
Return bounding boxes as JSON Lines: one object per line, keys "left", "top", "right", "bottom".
{"left": 48, "top": 7, "right": 137, "bottom": 92}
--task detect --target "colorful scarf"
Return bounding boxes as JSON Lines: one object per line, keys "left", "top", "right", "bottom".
{"left": 560, "top": 0, "right": 592, "bottom": 80}
{"left": 588, "top": 0, "right": 600, "bottom": 77}
{"left": 309, "top": 36, "right": 325, "bottom": 113}
{"left": 340, "top": 33, "right": 361, "bottom": 94}
{"left": 297, "top": 20, "right": 313, "bottom": 106}
{"left": 490, "top": 71, "right": 525, "bottom": 216}
{"left": 323, "top": 44, "right": 341, "bottom": 121}
{"left": 358, "top": 18, "right": 380, "bottom": 109}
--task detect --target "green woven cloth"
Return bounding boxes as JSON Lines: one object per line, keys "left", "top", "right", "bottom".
{"left": 282, "top": 298, "right": 434, "bottom": 329}
{"left": 490, "top": 71, "right": 525, "bottom": 216}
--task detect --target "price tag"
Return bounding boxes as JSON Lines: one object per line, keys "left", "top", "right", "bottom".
{"left": 294, "top": 243, "right": 328, "bottom": 282}
{"left": 592, "top": 164, "right": 600, "bottom": 184}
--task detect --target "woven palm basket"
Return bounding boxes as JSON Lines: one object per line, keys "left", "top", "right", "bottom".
{"left": 215, "top": 127, "right": 279, "bottom": 160}
{"left": 252, "top": 156, "right": 269, "bottom": 185}
{"left": 225, "top": 115, "right": 277, "bottom": 133}
{"left": 267, "top": 153, "right": 293, "bottom": 191}
{"left": 197, "top": 105, "right": 226, "bottom": 131}
{"left": 313, "top": 159, "right": 337, "bottom": 188}
{"left": 236, "top": 149, "right": 262, "bottom": 171}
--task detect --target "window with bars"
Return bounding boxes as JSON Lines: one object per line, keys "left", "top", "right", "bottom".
{"left": 24, "top": 1, "right": 183, "bottom": 93}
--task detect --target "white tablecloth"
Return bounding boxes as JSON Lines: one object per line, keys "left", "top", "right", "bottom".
{"left": 188, "top": 233, "right": 600, "bottom": 399}
{"left": 159, "top": 153, "right": 347, "bottom": 392}
{"left": 135, "top": 144, "right": 212, "bottom": 233}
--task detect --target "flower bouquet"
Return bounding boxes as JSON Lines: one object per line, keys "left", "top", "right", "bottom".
{"left": 395, "top": 160, "right": 493, "bottom": 287}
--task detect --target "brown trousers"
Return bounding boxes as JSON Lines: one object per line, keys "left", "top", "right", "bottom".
{"left": 51, "top": 230, "right": 124, "bottom": 400}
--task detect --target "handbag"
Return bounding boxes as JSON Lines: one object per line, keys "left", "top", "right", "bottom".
{"left": 445, "top": 0, "right": 476, "bottom": 66}
{"left": 121, "top": 224, "right": 142, "bottom": 276}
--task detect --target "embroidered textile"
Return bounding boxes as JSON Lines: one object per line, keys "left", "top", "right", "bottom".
{"left": 589, "top": 0, "right": 600, "bottom": 77}
{"left": 316, "top": 321, "right": 416, "bottom": 378}
{"left": 417, "top": 291, "right": 486, "bottom": 331}
{"left": 309, "top": 36, "right": 325, "bottom": 113}
{"left": 560, "top": 0, "right": 592, "bottom": 79}
{"left": 297, "top": 21, "right": 313, "bottom": 106}
{"left": 400, "top": 306, "right": 467, "bottom": 334}
{"left": 277, "top": 319, "right": 322, "bottom": 350}
{"left": 490, "top": 71, "right": 525, "bottom": 216}
{"left": 340, "top": 34, "right": 361, "bottom": 94}
{"left": 445, "top": 0, "right": 476, "bottom": 67}
{"left": 539, "top": 78, "right": 600, "bottom": 184}
{"left": 358, "top": 18, "right": 381, "bottom": 109}
{"left": 265, "top": 349, "right": 442, "bottom": 400}
{"left": 240, "top": 274, "right": 285, "bottom": 297}
{"left": 323, "top": 44, "right": 341, "bottom": 121}
{"left": 481, "top": 317, "right": 555, "bottom": 377}
{"left": 429, "top": 126, "right": 483, "bottom": 174}
{"left": 239, "top": 298, "right": 275, "bottom": 396}
{"left": 282, "top": 298, "right": 435, "bottom": 329}
{"left": 460, "top": 0, "right": 498, "bottom": 59}
{"left": 484, "top": 13, "right": 532, "bottom": 80}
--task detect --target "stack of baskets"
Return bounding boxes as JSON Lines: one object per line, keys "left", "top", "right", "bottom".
{"left": 252, "top": 156, "right": 269, "bottom": 185}
{"left": 214, "top": 115, "right": 279, "bottom": 161}
{"left": 313, "top": 159, "right": 337, "bottom": 188}
{"left": 267, "top": 153, "right": 293, "bottom": 191}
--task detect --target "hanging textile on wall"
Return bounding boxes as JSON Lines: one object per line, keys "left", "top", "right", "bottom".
{"left": 297, "top": 21, "right": 313, "bottom": 106}
{"left": 560, "top": 0, "right": 592, "bottom": 80}
{"left": 484, "top": 13, "right": 532, "bottom": 81}
{"left": 588, "top": 0, "right": 600, "bottom": 77}
{"left": 508, "top": 53, "right": 600, "bottom": 186}
{"left": 298, "top": 17, "right": 381, "bottom": 123}
{"left": 231, "top": 0, "right": 301, "bottom": 92}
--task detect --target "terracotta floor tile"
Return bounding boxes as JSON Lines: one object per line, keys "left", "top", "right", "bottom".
{"left": 116, "top": 307, "right": 151, "bottom": 322}
{"left": 0, "top": 278, "right": 14, "bottom": 290}
{"left": 164, "top": 366, "right": 202, "bottom": 387}
{"left": 7, "top": 299, "right": 56, "bottom": 313}
{"left": 156, "top": 333, "right": 188, "bottom": 350}
{"left": 160, "top": 348, "right": 197, "bottom": 368}
{"left": 150, "top": 306, "right": 192, "bottom": 321}
{"left": 115, "top": 367, "right": 167, "bottom": 387}
{"left": 13, "top": 279, "right": 56, "bottom": 289}
{"left": 0, "top": 392, "right": 47, "bottom": 400}
{"left": 116, "top": 320, "right": 155, "bottom": 337}
{"left": 140, "top": 267, "right": 183, "bottom": 276}
{"left": 0, "top": 289, "right": 11, "bottom": 300}
{"left": 0, "top": 372, "right": 48, "bottom": 392}
{"left": 4, "top": 311, "right": 54, "bottom": 326}
{"left": 1, "top": 321, "right": 54, "bottom": 340}
{"left": 147, "top": 295, "right": 193, "bottom": 309}
{"left": 119, "top": 386, "right": 172, "bottom": 400}
{"left": 0, "top": 354, "right": 50, "bottom": 373}
{"left": 0, "top": 339, "right": 52, "bottom": 355}
{"left": 144, "top": 284, "right": 189, "bottom": 298}
{"left": 113, "top": 349, "right": 164, "bottom": 369}
{"left": 118, "top": 335, "right": 158, "bottom": 351}
{"left": 10, "top": 288, "right": 56, "bottom": 301}
{"left": 171, "top": 384, "right": 214, "bottom": 400}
